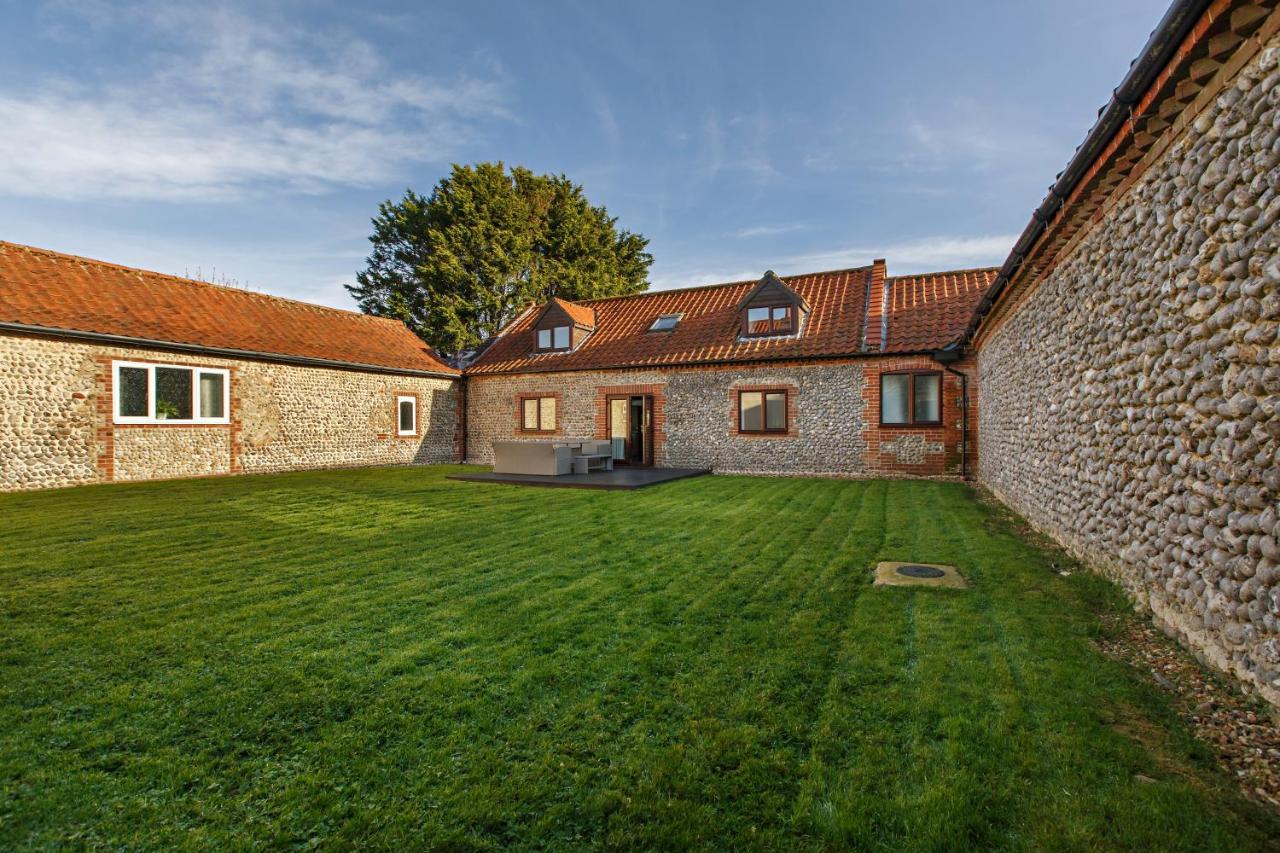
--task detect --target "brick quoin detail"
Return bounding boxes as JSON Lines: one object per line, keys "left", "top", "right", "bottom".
{"left": 93, "top": 356, "right": 115, "bottom": 481}
{"left": 228, "top": 367, "right": 243, "bottom": 473}
{"left": 593, "top": 384, "right": 667, "bottom": 466}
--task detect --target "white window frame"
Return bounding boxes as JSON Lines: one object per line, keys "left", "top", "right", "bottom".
{"left": 396, "top": 395, "right": 418, "bottom": 436}
{"left": 112, "top": 360, "right": 231, "bottom": 425}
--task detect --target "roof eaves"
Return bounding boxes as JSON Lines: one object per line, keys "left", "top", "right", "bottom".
{"left": 963, "top": 0, "right": 1214, "bottom": 344}
{"left": 2, "top": 322, "right": 461, "bottom": 378}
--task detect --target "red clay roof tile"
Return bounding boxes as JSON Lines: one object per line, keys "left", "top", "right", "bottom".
{"left": 549, "top": 297, "right": 597, "bottom": 329}
{"left": 468, "top": 267, "right": 873, "bottom": 375}
{"left": 0, "top": 241, "right": 457, "bottom": 375}
{"left": 883, "top": 267, "right": 999, "bottom": 353}
{"left": 468, "top": 264, "right": 998, "bottom": 375}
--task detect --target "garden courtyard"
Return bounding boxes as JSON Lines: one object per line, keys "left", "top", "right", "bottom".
{"left": 1, "top": 466, "right": 1276, "bottom": 849}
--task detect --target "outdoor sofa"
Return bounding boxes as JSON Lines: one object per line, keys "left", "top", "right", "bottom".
{"left": 491, "top": 439, "right": 614, "bottom": 476}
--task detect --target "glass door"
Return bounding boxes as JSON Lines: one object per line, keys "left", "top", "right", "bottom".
{"left": 609, "top": 398, "right": 628, "bottom": 463}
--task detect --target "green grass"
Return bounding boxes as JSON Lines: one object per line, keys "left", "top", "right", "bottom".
{"left": 0, "top": 466, "right": 1275, "bottom": 849}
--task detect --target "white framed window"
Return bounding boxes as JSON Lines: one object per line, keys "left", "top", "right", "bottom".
{"left": 112, "top": 360, "right": 230, "bottom": 425}
{"left": 396, "top": 395, "right": 418, "bottom": 436}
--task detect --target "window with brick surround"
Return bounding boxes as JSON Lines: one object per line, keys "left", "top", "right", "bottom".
{"left": 738, "top": 390, "right": 787, "bottom": 433}
{"left": 113, "top": 360, "right": 230, "bottom": 425}
{"left": 520, "top": 396, "right": 557, "bottom": 432}
{"left": 880, "top": 372, "right": 941, "bottom": 425}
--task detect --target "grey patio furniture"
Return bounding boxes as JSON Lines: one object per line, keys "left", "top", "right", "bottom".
{"left": 491, "top": 441, "right": 573, "bottom": 476}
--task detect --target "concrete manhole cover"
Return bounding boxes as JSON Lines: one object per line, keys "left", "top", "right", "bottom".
{"left": 873, "top": 561, "right": 967, "bottom": 589}
{"left": 896, "top": 564, "right": 946, "bottom": 579}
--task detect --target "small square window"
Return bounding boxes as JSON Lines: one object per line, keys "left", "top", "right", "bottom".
{"left": 880, "top": 372, "right": 941, "bottom": 426}
{"left": 746, "top": 307, "right": 771, "bottom": 335}
{"left": 744, "top": 305, "right": 794, "bottom": 337}
{"left": 520, "top": 396, "right": 557, "bottom": 432}
{"left": 738, "top": 390, "right": 788, "bottom": 433}
{"left": 537, "top": 329, "right": 552, "bottom": 350}
{"left": 649, "top": 314, "right": 681, "bottom": 332}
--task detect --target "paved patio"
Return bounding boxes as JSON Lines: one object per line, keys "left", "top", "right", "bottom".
{"left": 446, "top": 466, "right": 709, "bottom": 490}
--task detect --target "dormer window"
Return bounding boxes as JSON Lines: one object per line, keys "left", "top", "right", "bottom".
{"left": 649, "top": 314, "right": 681, "bottom": 332}
{"left": 745, "top": 305, "right": 793, "bottom": 336}
{"left": 532, "top": 297, "right": 596, "bottom": 354}
{"left": 537, "top": 326, "right": 571, "bottom": 351}
{"left": 739, "top": 270, "right": 807, "bottom": 339}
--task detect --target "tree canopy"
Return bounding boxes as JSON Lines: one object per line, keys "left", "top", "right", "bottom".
{"left": 347, "top": 163, "right": 652, "bottom": 357}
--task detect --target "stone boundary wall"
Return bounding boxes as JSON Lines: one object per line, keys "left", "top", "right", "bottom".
{"left": 0, "top": 333, "right": 459, "bottom": 491}
{"left": 977, "top": 39, "right": 1280, "bottom": 704}
{"left": 466, "top": 357, "right": 974, "bottom": 478}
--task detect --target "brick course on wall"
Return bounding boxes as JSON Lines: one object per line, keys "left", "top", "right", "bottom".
{"left": 977, "top": 37, "right": 1280, "bottom": 705}
{"left": 0, "top": 333, "right": 459, "bottom": 491}
{"left": 467, "top": 357, "right": 975, "bottom": 478}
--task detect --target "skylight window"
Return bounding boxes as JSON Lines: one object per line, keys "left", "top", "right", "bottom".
{"left": 649, "top": 314, "right": 681, "bottom": 332}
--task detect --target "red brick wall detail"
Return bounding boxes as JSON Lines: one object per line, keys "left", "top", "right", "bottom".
{"left": 861, "top": 355, "right": 977, "bottom": 477}
{"left": 593, "top": 384, "right": 667, "bottom": 467}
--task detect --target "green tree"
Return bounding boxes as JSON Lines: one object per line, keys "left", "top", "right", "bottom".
{"left": 347, "top": 163, "right": 652, "bottom": 357}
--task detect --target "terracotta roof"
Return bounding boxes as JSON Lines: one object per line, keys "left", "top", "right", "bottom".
{"left": 884, "top": 268, "right": 999, "bottom": 353}
{"left": 468, "top": 267, "right": 871, "bottom": 375}
{"left": 0, "top": 241, "right": 457, "bottom": 375}
{"left": 467, "top": 263, "right": 997, "bottom": 375}
{"left": 548, "top": 297, "right": 597, "bottom": 329}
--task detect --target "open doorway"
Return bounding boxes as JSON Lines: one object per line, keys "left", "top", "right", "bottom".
{"left": 607, "top": 394, "right": 653, "bottom": 466}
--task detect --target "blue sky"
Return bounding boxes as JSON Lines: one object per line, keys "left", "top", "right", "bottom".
{"left": 0, "top": 0, "right": 1169, "bottom": 308}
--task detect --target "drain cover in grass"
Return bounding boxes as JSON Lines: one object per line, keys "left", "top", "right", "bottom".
{"left": 873, "top": 561, "right": 967, "bottom": 589}
{"left": 896, "top": 564, "right": 946, "bottom": 579}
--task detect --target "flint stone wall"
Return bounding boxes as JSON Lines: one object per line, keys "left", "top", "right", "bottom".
{"left": 0, "top": 333, "right": 459, "bottom": 491}
{"left": 466, "top": 359, "right": 970, "bottom": 477}
{"left": 978, "top": 40, "right": 1280, "bottom": 704}
{"left": 468, "top": 364, "right": 868, "bottom": 475}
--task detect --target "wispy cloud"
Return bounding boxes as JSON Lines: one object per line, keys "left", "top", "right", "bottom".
{"left": 786, "top": 234, "right": 1016, "bottom": 273}
{"left": 649, "top": 265, "right": 761, "bottom": 292}
{"left": 803, "top": 98, "right": 1057, "bottom": 180}
{"left": 694, "top": 109, "right": 779, "bottom": 186}
{"left": 0, "top": 4, "right": 510, "bottom": 202}
{"left": 734, "top": 223, "right": 808, "bottom": 239}
{"left": 647, "top": 233, "right": 1015, "bottom": 292}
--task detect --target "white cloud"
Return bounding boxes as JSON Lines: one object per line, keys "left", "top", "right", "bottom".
{"left": 647, "top": 233, "right": 1015, "bottom": 292}
{"left": 734, "top": 223, "right": 808, "bottom": 239}
{"left": 786, "top": 234, "right": 1016, "bottom": 274}
{"left": 648, "top": 266, "right": 760, "bottom": 292}
{"left": 0, "top": 4, "right": 510, "bottom": 202}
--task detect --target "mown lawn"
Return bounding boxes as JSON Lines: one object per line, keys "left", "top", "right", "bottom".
{"left": 0, "top": 466, "right": 1275, "bottom": 849}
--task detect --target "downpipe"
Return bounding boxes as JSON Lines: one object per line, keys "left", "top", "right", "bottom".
{"left": 933, "top": 348, "right": 969, "bottom": 481}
